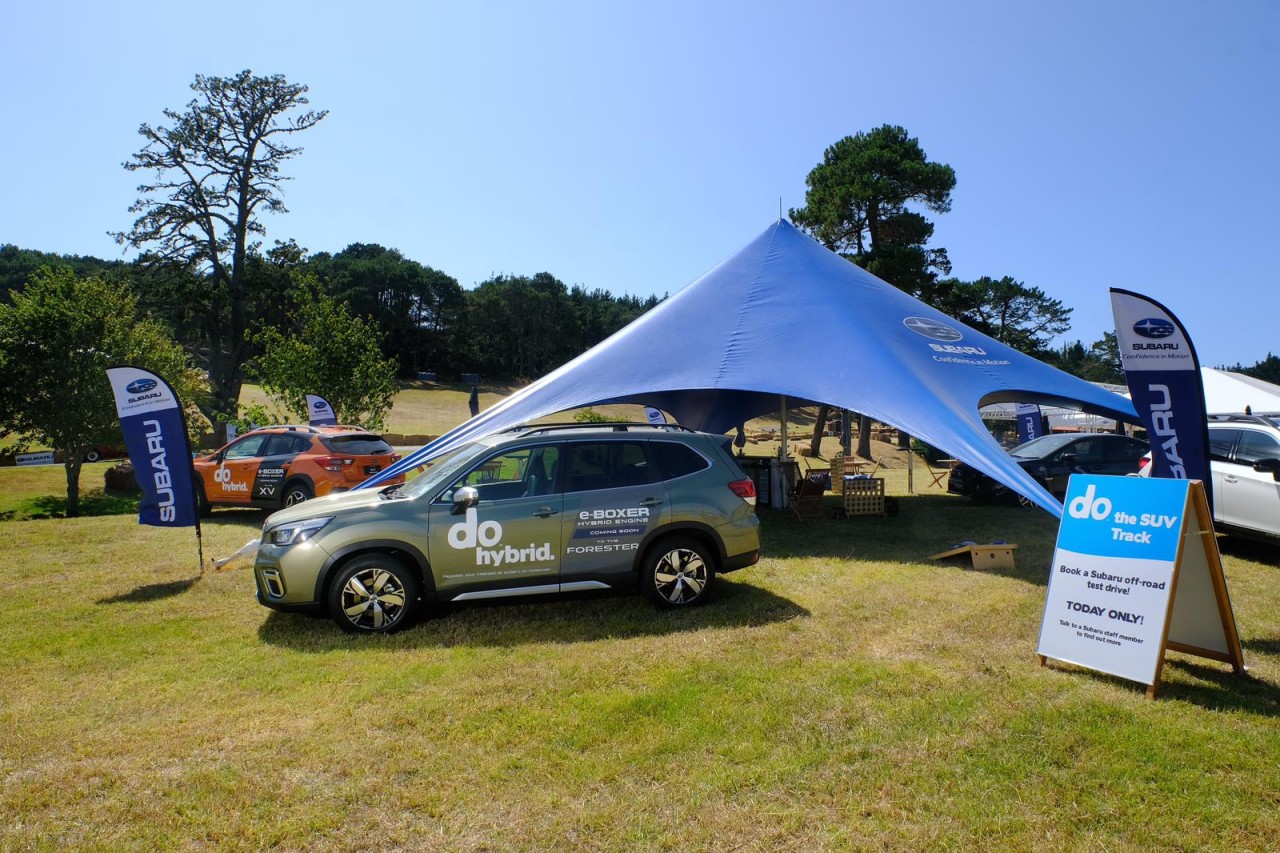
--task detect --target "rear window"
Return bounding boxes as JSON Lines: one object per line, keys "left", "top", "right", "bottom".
{"left": 319, "top": 434, "right": 393, "bottom": 455}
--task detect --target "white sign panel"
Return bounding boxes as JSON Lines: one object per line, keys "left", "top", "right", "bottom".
{"left": 16, "top": 451, "right": 56, "bottom": 466}
{"left": 1038, "top": 475, "right": 1190, "bottom": 687}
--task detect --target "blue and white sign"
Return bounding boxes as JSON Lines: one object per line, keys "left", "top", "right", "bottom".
{"left": 1110, "top": 288, "right": 1212, "bottom": 508}
{"left": 1015, "top": 403, "right": 1044, "bottom": 444}
{"left": 107, "top": 366, "right": 198, "bottom": 528}
{"left": 306, "top": 394, "right": 338, "bottom": 426}
{"left": 1038, "top": 475, "right": 1190, "bottom": 686}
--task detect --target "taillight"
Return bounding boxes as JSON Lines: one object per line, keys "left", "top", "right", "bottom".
{"left": 314, "top": 456, "right": 355, "bottom": 472}
{"left": 1138, "top": 456, "right": 1150, "bottom": 470}
{"left": 728, "top": 477, "right": 757, "bottom": 506}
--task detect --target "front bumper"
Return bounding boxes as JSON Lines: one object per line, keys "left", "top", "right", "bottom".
{"left": 253, "top": 538, "right": 334, "bottom": 611}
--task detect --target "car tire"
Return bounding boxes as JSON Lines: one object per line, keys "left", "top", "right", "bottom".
{"left": 642, "top": 536, "right": 715, "bottom": 609}
{"left": 282, "top": 481, "right": 313, "bottom": 508}
{"left": 328, "top": 554, "right": 420, "bottom": 634}
{"left": 195, "top": 482, "right": 213, "bottom": 518}
{"left": 84, "top": 449, "right": 102, "bottom": 463}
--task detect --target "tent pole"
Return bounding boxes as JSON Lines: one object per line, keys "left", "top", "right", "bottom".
{"left": 908, "top": 443, "right": 915, "bottom": 494}
{"left": 779, "top": 396, "right": 788, "bottom": 459}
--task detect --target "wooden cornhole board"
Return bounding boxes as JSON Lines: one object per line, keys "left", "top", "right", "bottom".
{"left": 928, "top": 542, "right": 1017, "bottom": 570}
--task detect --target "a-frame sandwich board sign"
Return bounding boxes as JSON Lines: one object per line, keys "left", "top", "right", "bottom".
{"left": 1036, "top": 475, "right": 1244, "bottom": 699}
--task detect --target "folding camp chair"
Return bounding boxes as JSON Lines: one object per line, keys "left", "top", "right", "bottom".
{"left": 791, "top": 470, "right": 827, "bottom": 520}
{"left": 927, "top": 459, "right": 958, "bottom": 488}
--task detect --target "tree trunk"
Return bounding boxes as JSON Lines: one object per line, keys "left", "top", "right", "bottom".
{"left": 64, "top": 458, "right": 82, "bottom": 518}
{"left": 809, "top": 404, "right": 830, "bottom": 459}
{"left": 856, "top": 413, "right": 874, "bottom": 461}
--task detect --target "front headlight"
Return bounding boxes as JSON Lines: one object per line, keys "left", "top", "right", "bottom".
{"left": 267, "top": 516, "right": 333, "bottom": 547}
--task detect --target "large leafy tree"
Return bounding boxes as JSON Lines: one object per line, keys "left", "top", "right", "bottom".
{"left": 461, "top": 273, "right": 577, "bottom": 380}
{"left": 790, "top": 125, "right": 956, "bottom": 457}
{"left": 113, "top": 70, "right": 326, "bottom": 440}
{"left": 0, "top": 268, "right": 199, "bottom": 516}
{"left": 251, "top": 283, "right": 398, "bottom": 429}
{"left": 935, "top": 275, "right": 1072, "bottom": 355}
{"left": 308, "top": 244, "right": 466, "bottom": 377}
{"left": 1048, "top": 333, "right": 1124, "bottom": 384}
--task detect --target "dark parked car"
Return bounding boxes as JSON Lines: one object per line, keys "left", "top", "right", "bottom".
{"left": 948, "top": 432, "right": 1149, "bottom": 503}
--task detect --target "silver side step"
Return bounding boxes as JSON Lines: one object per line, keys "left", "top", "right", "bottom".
{"left": 450, "top": 580, "right": 611, "bottom": 602}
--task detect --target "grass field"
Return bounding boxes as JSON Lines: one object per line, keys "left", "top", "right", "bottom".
{"left": 3, "top": 458, "right": 1280, "bottom": 849}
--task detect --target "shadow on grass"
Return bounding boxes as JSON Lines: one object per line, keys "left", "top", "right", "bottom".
{"left": 18, "top": 491, "right": 140, "bottom": 520}
{"left": 97, "top": 576, "right": 201, "bottom": 604}
{"left": 760, "top": 493, "right": 1061, "bottom": 586}
{"left": 1217, "top": 535, "right": 1280, "bottom": 568}
{"left": 258, "top": 576, "right": 809, "bottom": 652}
{"left": 1157, "top": 657, "right": 1280, "bottom": 715}
{"left": 1040, "top": 655, "right": 1280, "bottom": 715}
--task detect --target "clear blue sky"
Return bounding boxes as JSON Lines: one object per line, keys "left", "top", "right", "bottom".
{"left": 3, "top": 1, "right": 1277, "bottom": 366}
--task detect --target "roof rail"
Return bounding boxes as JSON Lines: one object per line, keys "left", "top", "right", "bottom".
{"left": 1207, "top": 413, "right": 1277, "bottom": 426}
{"left": 242, "top": 424, "right": 362, "bottom": 435}
{"left": 503, "top": 422, "right": 697, "bottom": 437}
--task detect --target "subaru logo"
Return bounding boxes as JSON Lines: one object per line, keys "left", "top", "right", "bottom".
{"left": 126, "top": 378, "right": 157, "bottom": 394}
{"left": 1133, "top": 318, "right": 1175, "bottom": 339}
{"left": 312, "top": 401, "right": 325, "bottom": 410}
{"left": 903, "top": 316, "right": 963, "bottom": 342}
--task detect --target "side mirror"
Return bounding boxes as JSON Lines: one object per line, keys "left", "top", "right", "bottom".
{"left": 451, "top": 485, "right": 480, "bottom": 515}
{"left": 1251, "top": 457, "right": 1280, "bottom": 481}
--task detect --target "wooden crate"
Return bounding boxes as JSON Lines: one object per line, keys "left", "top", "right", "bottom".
{"left": 842, "top": 477, "right": 885, "bottom": 517}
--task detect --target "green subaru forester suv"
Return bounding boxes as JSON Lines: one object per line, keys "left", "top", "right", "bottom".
{"left": 252, "top": 423, "right": 762, "bottom": 633}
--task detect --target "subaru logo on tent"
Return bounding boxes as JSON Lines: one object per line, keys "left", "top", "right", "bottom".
{"left": 312, "top": 401, "right": 325, "bottom": 411}
{"left": 1133, "top": 318, "right": 1175, "bottom": 339}
{"left": 903, "top": 316, "right": 963, "bottom": 342}
{"left": 126, "top": 378, "right": 157, "bottom": 394}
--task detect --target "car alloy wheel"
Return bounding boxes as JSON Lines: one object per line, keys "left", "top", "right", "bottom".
{"left": 329, "top": 555, "right": 420, "bottom": 634}
{"left": 283, "top": 482, "right": 313, "bottom": 508}
{"left": 644, "top": 537, "right": 714, "bottom": 608}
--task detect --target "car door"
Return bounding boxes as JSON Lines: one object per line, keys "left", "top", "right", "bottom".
{"left": 559, "top": 439, "right": 669, "bottom": 586}
{"left": 1207, "top": 428, "right": 1240, "bottom": 525}
{"left": 1044, "top": 438, "right": 1105, "bottom": 494}
{"left": 248, "top": 433, "right": 309, "bottom": 506}
{"left": 1221, "top": 428, "right": 1280, "bottom": 535}
{"left": 209, "top": 433, "right": 271, "bottom": 505}
{"left": 425, "top": 443, "right": 564, "bottom": 599}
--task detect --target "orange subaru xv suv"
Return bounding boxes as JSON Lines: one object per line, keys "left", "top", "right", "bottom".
{"left": 193, "top": 425, "right": 403, "bottom": 515}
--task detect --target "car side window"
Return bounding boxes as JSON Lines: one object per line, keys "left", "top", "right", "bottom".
{"left": 1103, "top": 439, "right": 1146, "bottom": 463}
{"left": 650, "top": 441, "right": 709, "bottom": 480}
{"left": 224, "top": 435, "right": 268, "bottom": 459}
{"left": 1235, "top": 430, "right": 1280, "bottom": 466}
{"left": 566, "top": 441, "right": 651, "bottom": 492}
{"left": 263, "top": 434, "right": 304, "bottom": 456}
{"left": 1209, "top": 429, "right": 1239, "bottom": 463}
{"left": 443, "top": 445, "right": 560, "bottom": 502}
{"left": 1068, "top": 440, "right": 1103, "bottom": 464}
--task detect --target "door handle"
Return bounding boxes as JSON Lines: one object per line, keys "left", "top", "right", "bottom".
{"left": 533, "top": 506, "right": 559, "bottom": 518}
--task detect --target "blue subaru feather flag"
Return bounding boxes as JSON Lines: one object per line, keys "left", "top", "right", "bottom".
{"left": 1110, "top": 289, "right": 1213, "bottom": 509}
{"left": 107, "top": 366, "right": 199, "bottom": 527}
{"left": 1015, "top": 403, "right": 1044, "bottom": 444}
{"left": 306, "top": 394, "right": 337, "bottom": 426}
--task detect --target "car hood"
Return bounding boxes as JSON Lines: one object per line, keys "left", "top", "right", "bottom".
{"left": 263, "top": 486, "right": 398, "bottom": 527}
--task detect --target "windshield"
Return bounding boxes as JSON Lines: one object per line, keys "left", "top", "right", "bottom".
{"left": 396, "top": 442, "right": 490, "bottom": 499}
{"left": 1008, "top": 434, "right": 1080, "bottom": 459}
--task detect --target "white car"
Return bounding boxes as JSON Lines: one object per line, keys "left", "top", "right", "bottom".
{"left": 1139, "top": 413, "right": 1280, "bottom": 542}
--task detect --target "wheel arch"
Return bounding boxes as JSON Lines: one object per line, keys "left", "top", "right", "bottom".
{"left": 281, "top": 474, "right": 317, "bottom": 501}
{"left": 314, "top": 539, "right": 435, "bottom": 605}
{"left": 633, "top": 523, "right": 723, "bottom": 577}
